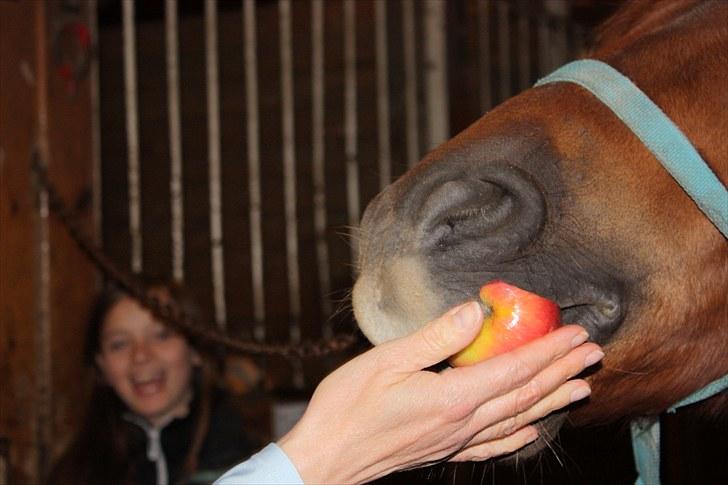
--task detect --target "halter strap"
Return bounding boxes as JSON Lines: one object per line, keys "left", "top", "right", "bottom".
{"left": 536, "top": 59, "right": 728, "bottom": 485}
{"left": 536, "top": 59, "right": 728, "bottom": 238}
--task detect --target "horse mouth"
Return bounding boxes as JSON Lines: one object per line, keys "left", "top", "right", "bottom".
{"left": 515, "top": 411, "right": 570, "bottom": 461}
{"left": 556, "top": 286, "right": 625, "bottom": 345}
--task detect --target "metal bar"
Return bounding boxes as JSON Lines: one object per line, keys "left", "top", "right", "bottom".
{"left": 243, "top": 0, "right": 265, "bottom": 341}
{"left": 311, "top": 0, "right": 333, "bottom": 326}
{"left": 422, "top": 0, "right": 449, "bottom": 150}
{"left": 572, "top": 23, "right": 587, "bottom": 60}
{"left": 122, "top": 0, "right": 142, "bottom": 273}
{"left": 344, "top": 0, "right": 360, "bottom": 258}
{"left": 537, "top": 2, "right": 551, "bottom": 76}
{"left": 402, "top": 0, "right": 419, "bottom": 167}
{"left": 33, "top": 4, "right": 52, "bottom": 477}
{"left": 166, "top": 0, "right": 185, "bottom": 283}
{"left": 34, "top": 173, "right": 51, "bottom": 483}
{"left": 204, "top": 0, "right": 226, "bottom": 328}
{"left": 478, "top": 0, "right": 492, "bottom": 112}
{"left": 374, "top": 0, "right": 391, "bottom": 190}
{"left": 279, "top": 0, "right": 301, "bottom": 343}
{"left": 496, "top": 0, "right": 511, "bottom": 102}
{"left": 517, "top": 0, "right": 531, "bottom": 90}
{"left": 548, "top": 0, "right": 570, "bottom": 68}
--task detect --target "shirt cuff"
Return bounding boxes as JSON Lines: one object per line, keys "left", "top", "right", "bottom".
{"left": 214, "top": 443, "right": 304, "bottom": 485}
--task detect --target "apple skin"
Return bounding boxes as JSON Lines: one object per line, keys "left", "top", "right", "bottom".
{"left": 449, "top": 280, "right": 561, "bottom": 367}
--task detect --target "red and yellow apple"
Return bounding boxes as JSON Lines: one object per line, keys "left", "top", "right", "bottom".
{"left": 449, "top": 280, "right": 561, "bottom": 366}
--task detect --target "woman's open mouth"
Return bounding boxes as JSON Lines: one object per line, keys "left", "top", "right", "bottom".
{"left": 131, "top": 373, "right": 165, "bottom": 397}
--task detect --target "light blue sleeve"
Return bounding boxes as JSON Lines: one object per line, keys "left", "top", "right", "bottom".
{"left": 213, "top": 443, "right": 304, "bottom": 485}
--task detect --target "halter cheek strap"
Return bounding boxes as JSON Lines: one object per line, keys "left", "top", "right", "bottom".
{"left": 536, "top": 59, "right": 728, "bottom": 238}
{"left": 536, "top": 59, "right": 728, "bottom": 485}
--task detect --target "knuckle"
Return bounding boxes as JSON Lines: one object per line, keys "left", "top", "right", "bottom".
{"left": 514, "top": 379, "right": 543, "bottom": 412}
{"left": 419, "top": 322, "right": 448, "bottom": 354}
{"left": 499, "top": 415, "right": 520, "bottom": 436}
{"left": 442, "top": 392, "right": 476, "bottom": 422}
{"left": 507, "top": 356, "right": 539, "bottom": 387}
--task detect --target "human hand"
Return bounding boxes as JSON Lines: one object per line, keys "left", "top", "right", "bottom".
{"left": 278, "top": 301, "right": 603, "bottom": 484}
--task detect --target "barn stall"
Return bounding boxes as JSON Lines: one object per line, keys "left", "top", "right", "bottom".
{"left": 1, "top": 1, "right": 688, "bottom": 484}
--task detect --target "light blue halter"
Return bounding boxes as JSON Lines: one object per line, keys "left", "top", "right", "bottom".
{"left": 536, "top": 59, "right": 728, "bottom": 485}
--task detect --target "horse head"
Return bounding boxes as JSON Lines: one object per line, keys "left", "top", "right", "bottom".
{"left": 352, "top": 0, "right": 727, "bottom": 455}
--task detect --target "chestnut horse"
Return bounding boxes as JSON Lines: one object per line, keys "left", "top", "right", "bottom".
{"left": 353, "top": 0, "right": 727, "bottom": 481}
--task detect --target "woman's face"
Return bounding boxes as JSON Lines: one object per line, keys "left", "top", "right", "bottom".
{"left": 95, "top": 295, "right": 200, "bottom": 426}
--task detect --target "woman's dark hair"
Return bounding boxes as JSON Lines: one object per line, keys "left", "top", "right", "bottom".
{"left": 47, "top": 276, "right": 221, "bottom": 485}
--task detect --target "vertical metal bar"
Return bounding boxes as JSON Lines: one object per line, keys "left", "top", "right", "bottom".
{"left": 33, "top": 4, "right": 52, "bottom": 477}
{"left": 402, "top": 0, "right": 419, "bottom": 167}
{"left": 548, "top": 0, "right": 569, "bottom": 67}
{"left": 374, "top": 0, "right": 391, "bottom": 190}
{"left": 422, "top": 0, "right": 449, "bottom": 150}
{"left": 496, "top": 0, "right": 511, "bottom": 102}
{"left": 122, "top": 0, "right": 142, "bottom": 273}
{"left": 478, "top": 0, "right": 492, "bottom": 112}
{"left": 278, "top": 0, "right": 301, "bottom": 344}
{"left": 89, "top": 0, "right": 103, "bottom": 248}
{"left": 34, "top": 170, "right": 51, "bottom": 483}
{"left": 311, "top": 0, "right": 333, "bottom": 326}
{"left": 166, "top": 0, "right": 185, "bottom": 283}
{"left": 344, "top": 0, "right": 360, "bottom": 258}
{"left": 242, "top": 0, "right": 265, "bottom": 339}
{"left": 572, "top": 23, "right": 587, "bottom": 60}
{"left": 537, "top": 2, "right": 551, "bottom": 76}
{"left": 517, "top": 0, "right": 531, "bottom": 90}
{"left": 243, "top": 0, "right": 265, "bottom": 341}
{"left": 204, "top": 0, "right": 226, "bottom": 328}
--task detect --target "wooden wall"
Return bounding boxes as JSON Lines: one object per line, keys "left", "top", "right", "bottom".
{"left": 0, "top": 1, "right": 97, "bottom": 483}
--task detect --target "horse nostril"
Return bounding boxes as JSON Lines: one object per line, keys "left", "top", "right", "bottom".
{"left": 417, "top": 162, "right": 546, "bottom": 257}
{"left": 419, "top": 179, "right": 513, "bottom": 242}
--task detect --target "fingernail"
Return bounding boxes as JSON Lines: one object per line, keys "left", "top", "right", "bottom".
{"left": 584, "top": 350, "right": 605, "bottom": 367}
{"left": 571, "top": 331, "right": 589, "bottom": 348}
{"left": 570, "top": 386, "right": 591, "bottom": 403}
{"left": 453, "top": 301, "right": 481, "bottom": 329}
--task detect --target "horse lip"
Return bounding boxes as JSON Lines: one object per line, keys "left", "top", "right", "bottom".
{"left": 559, "top": 299, "right": 624, "bottom": 344}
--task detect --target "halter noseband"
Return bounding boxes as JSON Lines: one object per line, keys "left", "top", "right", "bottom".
{"left": 536, "top": 59, "right": 728, "bottom": 485}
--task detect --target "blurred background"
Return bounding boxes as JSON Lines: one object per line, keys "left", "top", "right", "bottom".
{"left": 2, "top": 1, "right": 636, "bottom": 484}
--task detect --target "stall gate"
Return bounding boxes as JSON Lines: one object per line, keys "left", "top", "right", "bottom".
{"left": 94, "top": 0, "right": 597, "bottom": 388}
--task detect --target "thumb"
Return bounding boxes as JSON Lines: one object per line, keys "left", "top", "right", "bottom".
{"left": 392, "top": 301, "right": 484, "bottom": 371}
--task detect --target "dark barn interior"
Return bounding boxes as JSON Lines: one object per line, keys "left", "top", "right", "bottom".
{"left": 3, "top": 1, "right": 725, "bottom": 484}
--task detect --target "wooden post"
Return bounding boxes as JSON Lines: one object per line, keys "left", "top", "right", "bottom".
{"left": 0, "top": 1, "right": 97, "bottom": 484}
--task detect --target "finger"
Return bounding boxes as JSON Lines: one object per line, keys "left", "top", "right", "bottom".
{"left": 511, "top": 378, "right": 591, "bottom": 431}
{"left": 445, "top": 324, "right": 590, "bottom": 402}
{"left": 450, "top": 425, "right": 539, "bottom": 462}
{"left": 382, "top": 301, "right": 484, "bottom": 372}
{"left": 465, "top": 378, "right": 590, "bottom": 445}
{"left": 464, "top": 343, "right": 601, "bottom": 434}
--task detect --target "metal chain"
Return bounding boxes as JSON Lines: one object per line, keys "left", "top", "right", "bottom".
{"left": 32, "top": 160, "right": 360, "bottom": 359}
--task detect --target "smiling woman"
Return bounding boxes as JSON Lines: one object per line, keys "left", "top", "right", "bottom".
{"left": 96, "top": 293, "right": 200, "bottom": 427}
{"left": 46, "top": 277, "right": 258, "bottom": 485}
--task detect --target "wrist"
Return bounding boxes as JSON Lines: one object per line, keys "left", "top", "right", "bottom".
{"left": 276, "top": 427, "right": 376, "bottom": 484}
{"left": 278, "top": 427, "right": 343, "bottom": 484}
